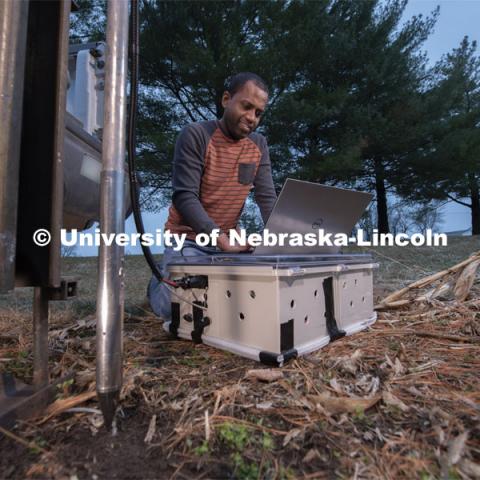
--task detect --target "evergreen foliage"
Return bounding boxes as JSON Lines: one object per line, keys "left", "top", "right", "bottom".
{"left": 68, "top": 0, "right": 479, "bottom": 234}
{"left": 399, "top": 37, "right": 480, "bottom": 233}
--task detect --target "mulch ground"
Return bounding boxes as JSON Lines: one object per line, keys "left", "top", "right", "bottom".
{"left": 0, "top": 251, "right": 479, "bottom": 479}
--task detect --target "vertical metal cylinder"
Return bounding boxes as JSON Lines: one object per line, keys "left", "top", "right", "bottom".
{"left": 96, "top": 0, "right": 129, "bottom": 428}
{"left": 49, "top": 0, "right": 71, "bottom": 289}
{"left": 0, "top": 0, "right": 29, "bottom": 293}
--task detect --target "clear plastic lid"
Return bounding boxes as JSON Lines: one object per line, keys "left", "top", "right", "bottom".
{"left": 168, "top": 253, "right": 373, "bottom": 268}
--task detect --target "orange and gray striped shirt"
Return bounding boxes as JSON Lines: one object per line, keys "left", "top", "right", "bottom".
{"left": 165, "top": 120, "right": 277, "bottom": 239}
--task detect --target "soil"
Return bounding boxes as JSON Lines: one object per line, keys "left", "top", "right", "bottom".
{"left": 0, "top": 239, "right": 479, "bottom": 479}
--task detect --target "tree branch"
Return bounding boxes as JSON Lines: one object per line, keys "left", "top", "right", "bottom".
{"left": 446, "top": 193, "right": 471, "bottom": 208}
{"left": 161, "top": 82, "right": 198, "bottom": 122}
{"left": 168, "top": 73, "right": 211, "bottom": 121}
{"left": 139, "top": 181, "right": 171, "bottom": 208}
{"left": 178, "top": 85, "right": 216, "bottom": 118}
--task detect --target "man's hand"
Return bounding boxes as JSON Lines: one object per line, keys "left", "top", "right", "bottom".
{"left": 217, "top": 233, "right": 252, "bottom": 253}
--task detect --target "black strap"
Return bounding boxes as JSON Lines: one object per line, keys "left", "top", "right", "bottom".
{"left": 323, "top": 277, "right": 346, "bottom": 341}
{"left": 191, "top": 301, "right": 210, "bottom": 344}
{"left": 170, "top": 302, "right": 180, "bottom": 337}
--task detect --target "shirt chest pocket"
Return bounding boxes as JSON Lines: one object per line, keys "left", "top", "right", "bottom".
{"left": 237, "top": 162, "right": 256, "bottom": 185}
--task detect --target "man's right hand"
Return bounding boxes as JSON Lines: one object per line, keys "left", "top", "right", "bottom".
{"left": 217, "top": 233, "right": 252, "bottom": 253}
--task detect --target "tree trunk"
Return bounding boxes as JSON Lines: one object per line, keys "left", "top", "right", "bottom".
{"left": 374, "top": 158, "right": 390, "bottom": 233}
{"left": 468, "top": 173, "right": 480, "bottom": 235}
{"left": 215, "top": 95, "right": 223, "bottom": 120}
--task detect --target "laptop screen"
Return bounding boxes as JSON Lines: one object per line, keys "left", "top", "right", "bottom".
{"left": 253, "top": 179, "right": 373, "bottom": 255}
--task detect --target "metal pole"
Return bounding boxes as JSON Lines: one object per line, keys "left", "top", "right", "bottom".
{"left": 0, "top": 0, "right": 29, "bottom": 293}
{"left": 96, "top": 0, "right": 129, "bottom": 429}
{"left": 49, "top": 0, "right": 71, "bottom": 289}
{"left": 33, "top": 287, "right": 49, "bottom": 388}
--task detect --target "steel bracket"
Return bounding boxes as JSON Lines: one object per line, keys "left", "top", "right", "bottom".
{"left": 47, "top": 276, "right": 78, "bottom": 301}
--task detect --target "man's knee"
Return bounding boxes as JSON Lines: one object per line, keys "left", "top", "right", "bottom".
{"left": 147, "top": 242, "right": 218, "bottom": 319}
{"left": 148, "top": 274, "right": 172, "bottom": 319}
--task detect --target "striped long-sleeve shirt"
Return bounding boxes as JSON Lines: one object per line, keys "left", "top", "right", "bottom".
{"left": 165, "top": 120, "right": 277, "bottom": 239}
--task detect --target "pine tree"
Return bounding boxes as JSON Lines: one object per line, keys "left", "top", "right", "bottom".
{"left": 263, "top": 0, "right": 438, "bottom": 233}
{"left": 399, "top": 37, "right": 480, "bottom": 234}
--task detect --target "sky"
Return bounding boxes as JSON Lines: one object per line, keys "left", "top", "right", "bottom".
{"left": 73, "top": 0, "right": 479, "bottom": 256}
{"left": 401, "top": 0, "right": 480, "bottom": 234}
{"left": 403, "top": 0, "right": 480, "bottom": 65}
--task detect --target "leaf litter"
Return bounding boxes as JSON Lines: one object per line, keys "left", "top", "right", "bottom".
{"left": 0, "top": 251, "right": 479, "bottom": 478}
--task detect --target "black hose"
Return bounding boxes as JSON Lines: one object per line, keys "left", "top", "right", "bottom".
{"left": 127, "top": 0, "right": 177, "bottom": 288}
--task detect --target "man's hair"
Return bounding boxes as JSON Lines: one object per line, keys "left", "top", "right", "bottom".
{"left": 225, "top": 72, "right": 269, "bottom": 96}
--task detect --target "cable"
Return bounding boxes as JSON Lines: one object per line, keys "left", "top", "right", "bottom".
{"left": 165, "top": 284, "right": 208, "bottom": 311}
{"left": 127, "top": 1, "right": 208, "bottom": 313}
{"left": 127, "top": 0, "right": 177, "bottom": 288}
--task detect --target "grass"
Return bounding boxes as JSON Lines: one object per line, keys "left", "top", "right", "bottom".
{"left": 1, "top": 236, "right": 477, "bottom": 313}
{"left": 0, "top": 236, "right": 479, "bottom": 479}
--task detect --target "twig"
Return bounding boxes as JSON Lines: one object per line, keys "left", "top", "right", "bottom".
{"left": 38, "top": 390, "right": 97, "bottom": 424}
{"left": 375, "top": 299, "right": 411, "bottom": 310}
{"left": 294, "top": 359, "right": 322, "bottom": 396}
{"left": 373, "top": 329, "right": 480, "bottom": 343}
{"left": 379, "top": 253, "right": 480, "bottom": 305}
{"left": 0, "top": 425, "right": 49, "bottom": 454}
{"left": 64, "top": 407, "right": 102, "bottom": 415}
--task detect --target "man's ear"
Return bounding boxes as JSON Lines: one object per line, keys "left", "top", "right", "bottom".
{"left": 221, "top": 91, "right": 231, "bottom": 109}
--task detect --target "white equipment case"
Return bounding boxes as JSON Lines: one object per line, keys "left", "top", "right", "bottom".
{"left": 164, "top": 254, "right": 377, "bottom": 366}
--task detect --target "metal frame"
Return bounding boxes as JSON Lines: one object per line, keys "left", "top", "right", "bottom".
{"left": 1, "top": 0, "right": 131, "bottom": 428}
{"left": 0, "top": 279, "right": 77, "bottom": 427}
{"left": 0, "top": 0, "right": 29, "bottom": 293}
{"left": 0, "top": 0, "right": 74, "bottom": 427}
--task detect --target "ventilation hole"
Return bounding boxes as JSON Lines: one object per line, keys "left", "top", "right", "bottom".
{"left": 290, "top": 299, "right": 295, "bottom": 309}
{"left": 304, "top": 315, "right": 309, "bottom": 324}
{"left": 314, "top": 289, "right": 318, "bottom": 298}
{"left": 249, "top": 290, "right": 256, "bottom": 299}
{"left": 350, "top": 300, "right": 353, "bottom": 307}
{"left": 239, "top": 312, "right": 245, "bottom": 321}
{"left": 362, "top": 296, "right": 365, "bottom": 302}
{"left": 343, "top": 281, "right": 347, "bottom": 288}
{"left": 355, "top": 279, "right": 358, "bottom": 285}
{"left": 226, "top": 290, "right": 231, "bottom": 298}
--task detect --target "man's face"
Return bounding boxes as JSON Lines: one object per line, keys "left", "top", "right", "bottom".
{"left": 221, "top": 80, "right": 268, "bottom": 140}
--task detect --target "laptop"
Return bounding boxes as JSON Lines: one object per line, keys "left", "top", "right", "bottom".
{"left": 253, "top": 179, "right": 373, "bottom": 255}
